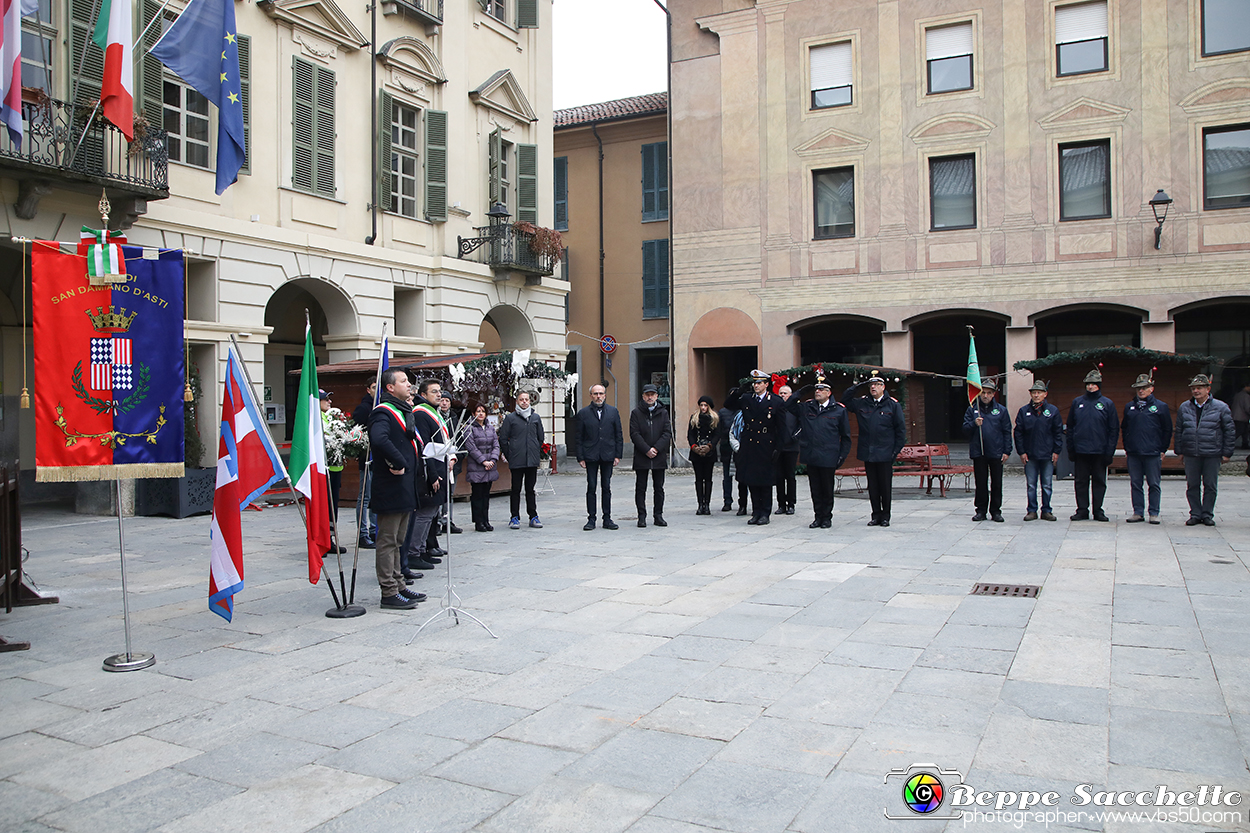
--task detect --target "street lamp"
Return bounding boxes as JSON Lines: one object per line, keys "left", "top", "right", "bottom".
{"left": 1149, "top": 189, "right": 1173, "bottom": 251}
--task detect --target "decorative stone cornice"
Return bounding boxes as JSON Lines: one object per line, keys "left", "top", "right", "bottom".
{"left": 258, "top": 0, "right": 367, "bottom": 51}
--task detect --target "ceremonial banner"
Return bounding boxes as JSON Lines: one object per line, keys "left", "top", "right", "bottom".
{"left": 32, "top": 242, "right": 185, "bottom": 481}
{"left": 966, "top": 334, "right": 982, "bottom": 405}
{"left": 289, "top": 322, "right": 330, "bottom": 582}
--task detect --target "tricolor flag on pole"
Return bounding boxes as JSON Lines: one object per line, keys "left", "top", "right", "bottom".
{"left": 0, "top": 0, "right": 23, "bottom": 147}
{"left": 966, "top": 330, "right": 983, "bottom": 405}
{"left": 92, "top": 0, "right": 134, "bottom": 139}
{"left": 209, "top": 348, "right": 287, "bottom": 621}
{"left": 288, "top": 321, "right": 331, "bottom": 583}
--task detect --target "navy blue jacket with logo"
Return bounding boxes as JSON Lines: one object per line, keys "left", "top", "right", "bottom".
{"left": 1066, "top": 390, "right": 1120, "bottom": 458}
{"left": 1121, "top": 394, "right": 1172, "bottom": 456}
{"left": 1014, "top": 400, "right": 1064, "bottom": 461}
{"left": 962, "top": 397, "right": 1013, "bottom": 459}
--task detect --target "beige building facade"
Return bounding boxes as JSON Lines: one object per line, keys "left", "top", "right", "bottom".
{"left": 0, "top": 0, "right": 565, "bottom": 481}
{"left": 670, "top": 0, "right": 1250, "bottom": 442}
{"left": 554, "top": 94, "right": 671, "bottom": 413}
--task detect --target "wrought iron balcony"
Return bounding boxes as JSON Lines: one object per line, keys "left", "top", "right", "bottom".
{"left": 385, "top": 0, "right": 442, "bottom": 25}
{"left": 0, "top": 94, "right": 170, "bottom": 213}
{"left": 458, "top": 221, "right": 558, "bottom": 278}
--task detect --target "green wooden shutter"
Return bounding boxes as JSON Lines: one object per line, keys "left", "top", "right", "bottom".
{"left": 238, "top": 34, "right": 251, "bottom": 174}
{"left": 69, "top": 0, "right": 103, "bottom": 105}
{"left": 488, "top": 127, "right": 501, "bottom": 206}
{"left": 292, "top": 58, "right": 315, "bottom": 191}
{"left": 424, "top": 109, "right": 448, "bottom": 221}
{"left": 517, "top": 0, "right": 538, "bottom": 28}
{"left": 313, "top": 64, "right": 336, "bottom": 196}
{"left": 140, "top": 0, "right": 163, "bottom": 125}
{"left": 656, "top": 141, "right": 669, "bottom": 219}
{"left": 517, "top": 142, "right": 537, "bottom": 224}
{"left": 641, "top": 143, "right": 656, "bottom": 220}
{"left": 642, "top": 240, "right": 657, "bottom": 317}
{"left": 378, "top": 91, "right": 393, "bottom": 212}
{"left": 554, "top": 156, "right": 568, "bottom": 230}
{"left": 656, "top": 239, "right": 669, "bottom": 315}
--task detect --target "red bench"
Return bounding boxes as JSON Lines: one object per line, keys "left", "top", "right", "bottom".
{"left": 835, "top": 443, "right": 973, "bottom": 497}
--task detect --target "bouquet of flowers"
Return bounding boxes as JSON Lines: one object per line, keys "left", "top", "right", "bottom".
{"left": 343, "top": 421, "right": 369, "bottom": 460}
{"left": 322, "top": 408, "right": 349, "bottom": 468}
{"left": 540, "top": 442, "right": 552, "bottom": 460}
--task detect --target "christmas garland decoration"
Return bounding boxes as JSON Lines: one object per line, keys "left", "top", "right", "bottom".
{"left": 1013, "top": 346, "right": 1218, "bottom": 372}
{"left": 418, "top": 351, "right": 571, "bottom": 405}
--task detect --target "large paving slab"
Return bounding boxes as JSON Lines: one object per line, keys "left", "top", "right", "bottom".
{"left": 2, "top": 471, "right": 1249, "bottom": 831}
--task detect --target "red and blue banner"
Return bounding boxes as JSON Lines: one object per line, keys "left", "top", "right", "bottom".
{"left": 32, "top": 240, "right": 186, "bottom": 481}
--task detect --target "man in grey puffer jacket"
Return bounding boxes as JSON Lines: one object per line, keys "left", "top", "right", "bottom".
{"left": 1175, "top": 374, "right": 1235, "bottom": 527}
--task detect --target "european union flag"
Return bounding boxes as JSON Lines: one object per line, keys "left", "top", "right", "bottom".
{"left": 149, "top": 0, "right": 245, "bottom": 194}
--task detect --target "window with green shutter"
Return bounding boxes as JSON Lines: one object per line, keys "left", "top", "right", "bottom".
{"left": 238, "top": 34, "right": 251, "bottom": 174}
{"left": 488, "top": 127, "right": 501, "bottom": 206}
{"left": 554, "top": 156, "right": 568, "bottom": 230}
{"left": 69, "top": 0, "right": 103, "bottom": 105}
{"left": 641, "top": 141, "right": 668, "bottom": 222}
{"left": 516, "top": 142, "right": 537, "bottom": 224}
{"left": 517, "top": 0, "right": 538, "bottom": 28}
{"left": 424, "top": 109, "right": 448, "bottom": 221}
{"left": 292, "top": 57, "right": 335, "bottom": 197}
{"left": 140, "top": 0, "right": 164, "bottom": 125}
{"left": 377, "top": 90, "right": 393, "bottom": 212}
{"left": 642, "top": 239, "right": 669, "bottom": 319}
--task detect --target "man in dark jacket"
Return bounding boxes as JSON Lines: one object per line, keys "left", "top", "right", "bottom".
{"left": 499, "top": 390, "right": 545, "bottom": 529}
{"left": 841, "top": 372, "right": 907, "bottom": 527}
{"left": 630, "top": 384, "right": 672, "bottom": 527}
{"left": 1014, "top": 379, "right": 1063, "bottom": 521}
{"left": 1175, "top": 374, "right": 1235, "bottom": 526}
{"left": 794, "top": 380, "right": 851, "bottom": 528}
{"left": 963, "top": 379, "right": 1013, "bottom": 523}
{"left": 1121, "top": 373, "right": 1172, "bottom": 524}
{"left": 727, "top": 370, "right": 786, "bottom": 524}
{"left": 1066, "top": 368, "right": 1119, "bottom": 522}
{"left": 368, "top": 369, "right": 427, "bottom": 610}
{"left": 352, "top": 381, "right": 378, "bottom": 548}
{"left": 717, "top": 405, "right": 735, "bottom": 511}
{"left": 573, "top": 383, "right": 623, "bottom": 530}
{"left": 774, "top": 385, "right": 801, "bottom": 515}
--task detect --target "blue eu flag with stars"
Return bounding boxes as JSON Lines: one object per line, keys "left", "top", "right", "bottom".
{"left": 149, "top": 0, "right": 246, "bottom": 194}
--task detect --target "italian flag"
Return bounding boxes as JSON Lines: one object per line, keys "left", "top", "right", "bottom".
{"left": 92, "top": 0, "right": 133, "bottom": 140}
{"left": 289, "top": 323, "right": 331, "bottom": 583}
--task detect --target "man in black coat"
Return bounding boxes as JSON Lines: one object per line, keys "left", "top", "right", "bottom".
{"left": 716, "top": 405, "right": 736, "bottom": 511}
{"left": 963, "top": 379, "right": 1013, "bottom": 523}
{"left": 630, "top": 384, "right": 672, "bottom": 527}
{"left": 352, "top": 380, "right": 378, "bottom": 547}
{"left": 774, "top": 385, "right": 801, "bottom": 515}
{"left": 794, "top": 380, "right": 852, "bottom": 528}
{"left": 1066, "top": 368, "right": 1119, "bottom": 522}
{"left": 841, "top": 373, "right": 907, "bottom": 527}
{"left": 573, "top": 383, "right": 623, "bottom": 530}
{"left": 728, "top": 369, "right": 786, "bottom": 525}
{"left": 368, "top": 369, "right": 427, "bottom": 610}
{"left": 1122, "top": 373, "right": 1172, "bottom": 524}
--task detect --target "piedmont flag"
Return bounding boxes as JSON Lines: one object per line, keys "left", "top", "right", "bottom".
{"left": 149, "top": 0, "right": 245, "bottom": 193}
{"left": 92, "top": 0, "right": 134, "bottom": 139}
{"left": 0, "top": 0, "right": 22, "bottom": 147}
{"left": 288, "top": 322, "right": 330, "bottom": 583}
{"left": 966, "top": 332, "right": 983, "bottom": 405}
{"left": 209, "top": 348, "right": 286, "bottom": 621}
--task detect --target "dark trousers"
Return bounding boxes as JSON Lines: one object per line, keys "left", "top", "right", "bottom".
{"left": 692, "top": 456, "right": 715, "bottom": 507}
{"left": 865, "top": 461, "right": 894, "bottom": 522}
{"left": 1072, "top": 454, "right": 1108, "bottom": 514}
{"left": 775, "top": 451, "right": 798, "bottom": 509}
{"left": 721, "top": 453, "right": 735, "bottom": 505}
{"left": 807, "top": 465, "right": 836, "bottom": 523}
{"left": 635, "top": 468, "right": 666, "bottom": 518}
{"left": 470, "top": 481, "right": 492, "bottom": 526}
{"left": 1183, "top": 456, "right": 1221, "bottom": 521}
{"left": 584, "top": 460, "right": 614, "bottom": 520}
{"left": 1236, "top": 420, "right": 1248, "bottom": 449}
{"left": 510, "top": 466, "right": 538, "bottom": 519}
{"left": 972, "top": 456, "right": 1004, "bottom": 515}
{"left": 738, "top": 481, "right": 748, "bottom": 509}
{"left": 1127, "top": 454, "right": 1162, "bottom": 517}
{"left": 748, "top": 484, "right": 773, "bottom": 519}
{"left": 401, "top": 502, "right": 439, "bottom": 567}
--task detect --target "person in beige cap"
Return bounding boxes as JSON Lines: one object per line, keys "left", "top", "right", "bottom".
{"left": 1121, "top": 373, "right": 1171, "bottom": 524}
{"left": 1174, "top": 374, "right": 1235, "bottom": 526}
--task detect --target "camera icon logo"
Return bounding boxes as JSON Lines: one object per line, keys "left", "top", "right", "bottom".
{"left": 883, "top": 763, "right": 964, "bottom": 821}
{"left": 903, "top": 771, "right": 944, "bottom": 814}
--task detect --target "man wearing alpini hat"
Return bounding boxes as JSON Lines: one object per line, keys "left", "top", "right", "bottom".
{"left": 963, "top": 378, "right": 1012, "bottom": 522}
{"left": 1121, "top": 372, "right": 1172, "bottom": 524}
{"left": 1066, "top": 368, "right": 1119, "bottom": 521}
{"left": 1174, "top": 374, "right": 1235, "bottom": 526}
{"left": 1014, "top": 379, "right": 1063, "bottom": 521}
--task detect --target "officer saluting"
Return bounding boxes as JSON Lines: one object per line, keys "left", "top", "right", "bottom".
{"left": 725, "top": 370, "right": 786, "bottom": 524}
{"left": 841, "top": 371, "right": 907, "bottom": 527}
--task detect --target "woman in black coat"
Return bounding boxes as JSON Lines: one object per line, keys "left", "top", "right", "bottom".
{"left": 687, "top": 396, "right": 720, "bottom": 515}
{"left": 464, "top": 404, "right": 500, "bottom": 531}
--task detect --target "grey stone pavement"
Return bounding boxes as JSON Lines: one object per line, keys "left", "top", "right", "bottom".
{"left": 4, "top": 469, "right": 1250, "bottom": 833}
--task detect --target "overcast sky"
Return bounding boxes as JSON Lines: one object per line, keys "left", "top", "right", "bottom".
{"left": 552, "top": 0, "right": 669, "bottom": 110}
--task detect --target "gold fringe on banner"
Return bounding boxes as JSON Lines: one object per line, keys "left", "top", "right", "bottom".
{"left": 35, "top": 463, "right": 186, "bottom": 483}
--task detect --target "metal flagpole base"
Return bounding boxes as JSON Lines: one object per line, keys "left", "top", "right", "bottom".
{"left": 102, "top": 651, "right": 155, "bottom": 672}
{"left": 407, "top": 583, "right": 497, "bottom": 642}
{"left": 326, "top": 604, "right": 366, "bottom": 619}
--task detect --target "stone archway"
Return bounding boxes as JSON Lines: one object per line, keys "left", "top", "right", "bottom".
{"left": 482, "top": 304, "right": 536, "bottom": 351}
{"left": 689, "top": 307, "right": 763, "bottom": 412}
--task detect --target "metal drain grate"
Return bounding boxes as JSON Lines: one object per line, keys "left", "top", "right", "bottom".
{"left": 971, "top": 583, "right": 1040, "bottom": 598}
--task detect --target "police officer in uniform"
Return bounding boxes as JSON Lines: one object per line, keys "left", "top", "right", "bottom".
{"left": 793, "top": 378, "right": 852, "bottom": 528}
{"left": 1066, "top": 368, "right": 1119, "bottom": 522}
{"left": 1121, "top": 372, "right": 1172, "bottom": 524}
{"left": 726, "top": 370, "right": 786, "bottom": 524}
{"left": 963, "top": 378, "right": 1012, "bottom": 522}
{"left": 841, "top": 372, "right": 907, "bottom": 527}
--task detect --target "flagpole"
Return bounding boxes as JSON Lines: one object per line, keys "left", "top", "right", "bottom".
{"left": 102, "top": 478, "right": 155, "bottom": 672}
{"left": 135, "top": 0, "right": 179, "bottom": 48}
{"left": 347, "top": 324, "right": 387, "bottom": 605}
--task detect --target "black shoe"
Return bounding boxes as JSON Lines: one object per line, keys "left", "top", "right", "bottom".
{"left": 1070, "top": 511, "right": 1089, "bottom": 521}
{"left": 784, "top": 506, "right": 795, "bottom": 515}
{"left": 654, "top": 516, "right": 667, "bottom": 527}
{"left": 991, "top": 513, "right": 1004, "bottom": 523}
{"left": 722, "top": 502, "right": 733, "bottom": 512}
{"left": 450, "top": 524, "right": 463, "bottom": 534}
{"left": 474, "top": 523, "right": 486, "bottom": 532}
{"left": 736, "top": 506, "right": 748, "bottom": 516}
{"left": 747, "top": 516, "right": 759, "bottom": 525}
{"left": 821, "top": 520, "right": 832, "bottom": 528}
{"left": 401, "top": 571, "right": 423, "bottom": 584}
{"left": 1185, "top": 517, "right": 1203, "bottom": 526}
{"left": 584, "top": 520, "right": 596, "bottom": 531}
{"left": 380, "top": 594, "right": 418, "bottom": 609}
{"left": 603, "top": 519, "right": 619, "bottom": 530}
{"left": 422, "top": 555, "right": 443, "bottom": 564}
{"left": 867, "top": 519, "right": 882, "bottom": 526}
{"left": 409, "top": 559, "right": 437, "bottom": 570}
{"left": 756, "top": 515, "right": 769, "bottom": 525}
{"left": 483, "top": 523, "right": 494, "bottom": 531}
{"left": 809, "top": 520, "right": 822, "bottom": 528}
{"left": 879, "top": 520, "right": 890, "bottom": 527}
{"left": 399, "top": 588, "right": 427, "bottom": 602}
{"left": 972, "top": 513, "right": 987, "bottom": 522}
{"left": 1092, "top": 512, "right": 1109, "bottom": 522}
{"left": 1202, "top": 518, "right": 1216, "bottom": 527}
{"left": 427, "top": 546, "right": 448, "bottom": 557}
{"left": 637, "top": 518, "right": 647, "bottom": 528}
{"left": 358, "top": 539, "right": 376, "bottom": 550}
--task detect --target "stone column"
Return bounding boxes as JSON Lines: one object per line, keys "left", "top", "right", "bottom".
{"left": 1141, "top": 320, "right": 1175, "bottom": 352}
{"left": 882, "top": 328, "right": 912, "bottom": 369}
{"left": 1005, "top": 324, "right": 1037, "bottom": 416}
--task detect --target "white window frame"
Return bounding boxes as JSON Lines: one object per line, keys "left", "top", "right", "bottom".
{"left": 926, "top": 22, "right": 974, "bottom": 94}
{"left": 389, "top": 100, "right": 420, "bottom": 218}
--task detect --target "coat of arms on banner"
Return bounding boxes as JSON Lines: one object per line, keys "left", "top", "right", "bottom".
{"left": 32, "top": 240, "right": 186, "bottom": 482}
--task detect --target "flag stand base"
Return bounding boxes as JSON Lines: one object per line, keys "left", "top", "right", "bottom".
{"left": 103, "top": 651, "right": 155, "bottom": 672}
{"left": 325, "top": 604, "right": 365, "bottom": 619}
